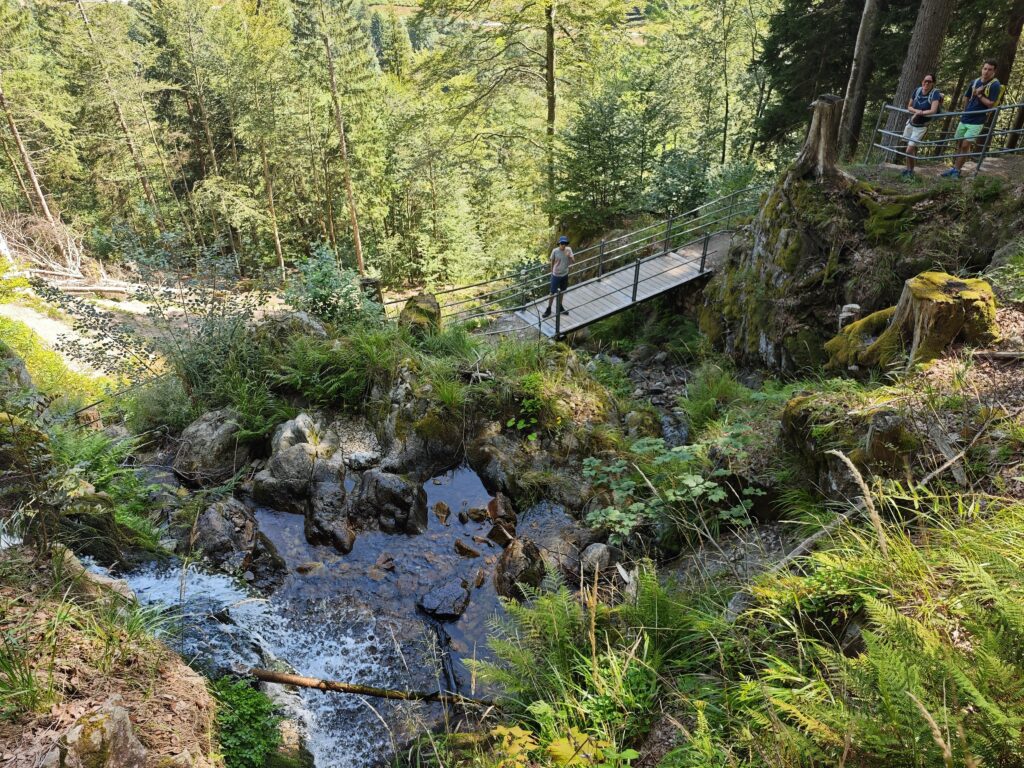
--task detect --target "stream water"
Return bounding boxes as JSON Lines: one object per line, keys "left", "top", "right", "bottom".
{"left": 100, "top": 465, "right": 505, "bottom": 767}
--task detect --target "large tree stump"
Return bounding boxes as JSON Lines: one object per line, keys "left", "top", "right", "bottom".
{"left": 825, "top": 272, "right": 1000, "bottom": 369}
{"left": 794, "top": 94, "right": 846, "bottom": 180}
{"left": 399, "top": 292, "right": 441, "bottom": 337}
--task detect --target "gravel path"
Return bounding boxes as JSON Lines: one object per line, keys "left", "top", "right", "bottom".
{"left": 0, "top": 302, "right": 102, "bottom": 376}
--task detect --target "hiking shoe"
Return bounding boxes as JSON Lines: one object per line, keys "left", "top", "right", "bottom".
{"left": 561, "top": 307, "right": 569, "bottom": 315}
{"left": 940, "top": 167, "right": 960, "bottom": 178}
{"left": 542, "top": 307, "right": 552, "bottom": 318}
{"left": 900, "top": 170, "right": 914, "bottom": 180}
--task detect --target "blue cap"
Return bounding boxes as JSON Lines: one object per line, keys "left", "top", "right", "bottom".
{"left": 559, "top": 236, "right": 569, "bottom": 244}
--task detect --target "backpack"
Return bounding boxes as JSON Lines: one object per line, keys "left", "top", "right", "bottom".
{"left": 910, "top": 86, "right": 942, "bottom": 125}
{"left": 973, "top": 78, "right": 1004, "bottom": 108}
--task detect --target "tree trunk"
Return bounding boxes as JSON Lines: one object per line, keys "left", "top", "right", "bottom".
{"left": 794, "top": 94, "right": 845, "bottom": 179}
{"left": 75, "top": 0, "right": 162, "bottom": 228}
{"left": 995, "top": 0, "right": 1024, "bottom": 88}
{"left": 1, "top": 134, "right": 37, "bottom": 215}
{"left": 0, "top": 71, "right": 57, "bottom": 225}
{"left": 545, "top": 0, "right": 556, "bottom": 225}
{"left": 1009, "top": 105, "right": 1024, "bottom": 149}
{"left": 261, "top": 142, "right": 285, "bottom": 283}
{"left": 883, "top": 0, "right": 957, "bottom": 145}
{"left": 321, "top": 26, "right": 365, "bottom": 275}
{"left": 838, "top": 0, "right": 881, "bottom": 158}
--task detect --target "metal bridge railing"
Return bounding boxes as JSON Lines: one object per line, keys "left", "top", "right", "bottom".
{"left": 387, "top": 185, "right": 765, "bottom": 326}
{"left": 864, "top": 100, "right": 1024, "bottom": 171}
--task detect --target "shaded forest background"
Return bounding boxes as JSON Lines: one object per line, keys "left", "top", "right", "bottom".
{"left": 0, "top": 0, "right": 1021, "bottom": 288}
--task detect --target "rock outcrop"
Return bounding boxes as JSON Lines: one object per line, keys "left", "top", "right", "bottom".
{"left": 192, "top": 497, "right": 285, "bottom": 587}
{"left": 173, "top": 409, "right": 250, "bottom": 485}
{"left": 44, "top": 704, "right": 148, "bottom": 768}
{"left": 702, "top": 153, "right": 1022, "bottom": 372}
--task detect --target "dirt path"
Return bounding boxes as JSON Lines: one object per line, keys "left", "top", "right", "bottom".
{"left": 0, "top": 302, "right": 103, "bottom": 376}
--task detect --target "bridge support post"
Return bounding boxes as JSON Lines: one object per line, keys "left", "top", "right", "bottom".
{"left": 700, "top": 232, "right": 710, "bottom": 272}
{"left": 632, "top": 258, "right": 641, "bottom": 302}
{"left": 663, "top": 217, "right": 674, "bottom": 256}
{"left": 555, "top": 292, "right": 562, "bottom": 338}
{"left": 598, "top": 240, "right": 606, "bottom": 277}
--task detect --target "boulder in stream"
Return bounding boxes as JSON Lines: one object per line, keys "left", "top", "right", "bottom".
{"left": 173, "top": 409, "right": 250, "bottom": 486}
{"left": 347, "top": 469, "right": 428, "bottom": 534}
{"left": 494, "top": 538, "right": 545, "bottom": 600}
{"left": 418, "top": 579, "right": 470, "bottom": 620}
{"left": 193, "top": 497, "right": 285, "bottom": 587}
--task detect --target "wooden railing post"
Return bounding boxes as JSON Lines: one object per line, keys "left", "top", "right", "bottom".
{"left": 663, "top": 216, "right": 674, "bottom": 255}
{"left": 631, "top": 257, "right": 641, "bottom": 302}
{"left": 700, "top": 232, "right": 710, "bottom": 272}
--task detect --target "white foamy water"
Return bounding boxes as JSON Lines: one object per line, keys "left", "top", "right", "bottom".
{"left": 103, "top": 562, "right": 438, "bottom": 767}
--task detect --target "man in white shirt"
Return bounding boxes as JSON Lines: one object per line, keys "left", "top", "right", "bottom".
{"left": 542, "top": 235, "right": 574, "bottom": 318}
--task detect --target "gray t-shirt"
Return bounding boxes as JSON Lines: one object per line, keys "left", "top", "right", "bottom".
{"left": 550, "top": 246, "right": 573, "bottom": 276}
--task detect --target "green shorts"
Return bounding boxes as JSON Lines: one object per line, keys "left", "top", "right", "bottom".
{"left": 954, "top": 122, "right": 984, "bottom": 141}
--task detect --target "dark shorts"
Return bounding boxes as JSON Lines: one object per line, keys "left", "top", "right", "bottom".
{"left": 550, "top": 274, "right": 569, "bottom": 293}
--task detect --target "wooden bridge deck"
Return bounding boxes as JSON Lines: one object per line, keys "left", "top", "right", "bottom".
{"left": 513, "top": 231, "right": 732, "bottom": 338}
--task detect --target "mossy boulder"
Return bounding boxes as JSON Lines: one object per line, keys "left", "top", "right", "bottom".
{"left": 398, "top": 293, "right": 441, "bottom": 337}
{"left": 825, "top": 272, "right": 999, "bottom": 370}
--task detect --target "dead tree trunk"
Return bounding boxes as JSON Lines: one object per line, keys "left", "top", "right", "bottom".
{"left": 839, "top": 0, "right": 881, "bottom": 158}
{"left": 794, "top": 95, "right": 846, "bottom": 179}
{"left": 0, "top": 71, "right": 57, "bottom": 226}
{"left": 996, "top": 0, "right": 1024, "bottom": 88}
{"left": 1, "top": 134, "right": 37, "bottom": 215}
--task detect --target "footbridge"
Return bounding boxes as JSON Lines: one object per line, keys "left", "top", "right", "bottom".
{"left": 385, "top": 185, "right": 765, "bottom": 339}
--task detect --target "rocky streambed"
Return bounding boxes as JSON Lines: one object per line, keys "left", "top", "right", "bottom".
{"left": 97, "top": 405, "right": 598, "bottom": 767}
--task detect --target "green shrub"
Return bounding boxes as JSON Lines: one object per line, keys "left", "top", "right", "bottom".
{"left": 285, "top": 244, "right": 382, "bottom": 326}
{"left": 125, "top": 374, "right": 197, "bottom": 436}
{"left": 213, "top": 677, "right": 282, "bottom": 768}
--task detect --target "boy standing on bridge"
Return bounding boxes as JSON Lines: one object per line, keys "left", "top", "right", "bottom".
{"left": 542, "top": 236, "right": 574, "bottom": 318}
{"left": 941, "top": 59, "right": 1001, "bottom": 179}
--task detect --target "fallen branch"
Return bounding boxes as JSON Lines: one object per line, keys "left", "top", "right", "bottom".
{"left": 970, "top": 350, "right": 1024, "bottom": 361}
{"left": 244, "top": 667, "right": 496, "bottom": 708}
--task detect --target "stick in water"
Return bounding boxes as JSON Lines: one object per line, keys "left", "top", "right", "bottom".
{"left": 245, "top": 667, "right": 496, "bottom": 708}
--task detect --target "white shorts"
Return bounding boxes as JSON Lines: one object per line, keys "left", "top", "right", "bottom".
{"left": 902, "top": 122, "right": 928, "bottom": 147}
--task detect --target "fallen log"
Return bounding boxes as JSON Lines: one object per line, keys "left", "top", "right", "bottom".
{"left": 245, "top": 667, "right": 496, "bottom": 708}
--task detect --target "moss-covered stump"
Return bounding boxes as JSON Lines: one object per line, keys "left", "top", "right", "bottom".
{"left": 826, "top": 272, "right": 999, "bottom": 370}
{"left": 399, "top": 293, "right": 441, "bottom": 337}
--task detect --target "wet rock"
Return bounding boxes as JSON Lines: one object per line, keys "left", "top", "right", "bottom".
{"left": 580, "top": 543, "right": 613, "bottom": 575}
{"left": 518, "top": 502, "right": 596, "bottom": 577}
{"left": 296, "top": 561, "right": 323, "bottom": 575}
{"left": 487, "top": 493, "right": 517, "bottom": 527}
{"left": 305, "top": 488, "right": 355, "bottom": 554}
{"left": 486, "top": 521, "right": 515, "bottom": 548}
{"left": 466, "top": 507, "right": 488, "bottom": 522}
{"left": 434, "top": 501, "right": 451, "bottom": 524}
{"left": 418, "top": 579, "right": 470, "bottom": 620}
{"left": 454, "top": 539, "right": 481, "bottom": 558}
{"left": 494, "top": 538, "right": 545, "bottom": 600}
{"left": 56, "top": 704, "right": 148, "bottom": 768}
{"left": 347, "top": 469, "right": 428, "bottom": 534}
{"left": 466, "top": 425, "right": 519, "bottom": 496}
{"left": 193, "top": 497, "right": 257, "bottom": 572}
{"left": 173, "top": 410, "right": 250, "bottom": 486}
{"left": 375, "top": 552, "right": 396, "bottom": 571}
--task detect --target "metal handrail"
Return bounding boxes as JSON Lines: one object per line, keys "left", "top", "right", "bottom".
{"left": 864, "top": 100, "right": 1024, "bottom": 171}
